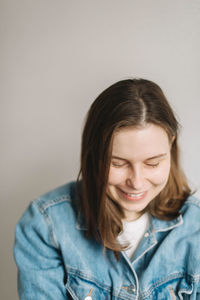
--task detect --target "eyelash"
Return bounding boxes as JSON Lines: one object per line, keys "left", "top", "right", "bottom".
{"left": 111, "top": 162, "right": 160, "bottom": 168}
{"left": 111, "top": 162, "right": 126, "bottom": 167}
{"left": 146, "top": 163, "right": 160, "bottom": 168}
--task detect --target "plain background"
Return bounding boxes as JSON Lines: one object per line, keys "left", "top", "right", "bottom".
{"left": 1, "top": 0, "right": 200, "bottom": 298}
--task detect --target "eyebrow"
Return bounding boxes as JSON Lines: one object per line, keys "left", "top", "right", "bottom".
{"left": 145, "top": 153, "right": 167, "bottom": 161}
{"left": 111, "top": 153, "right": 167, "bottom": 161}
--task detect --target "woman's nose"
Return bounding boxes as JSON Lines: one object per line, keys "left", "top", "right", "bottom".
{"left": 126, "top": 166, "right": 144, "bottom": 190}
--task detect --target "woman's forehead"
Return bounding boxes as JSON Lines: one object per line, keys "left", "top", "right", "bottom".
{"left": 111, "top": 124, "right": 170, "bottom": 159}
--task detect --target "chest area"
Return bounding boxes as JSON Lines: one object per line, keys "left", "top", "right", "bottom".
{"left": 61, "top": 238, "right": 198, "bottom": 300}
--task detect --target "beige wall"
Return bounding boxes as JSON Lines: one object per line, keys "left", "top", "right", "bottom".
{"left": 1, "top": 0, "right": 200, "bottom": 298}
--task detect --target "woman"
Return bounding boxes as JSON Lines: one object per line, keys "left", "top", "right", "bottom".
{"left": 14, "top": 79, "right": 200, "bottom": 299}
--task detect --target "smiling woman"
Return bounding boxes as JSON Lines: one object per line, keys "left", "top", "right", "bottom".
{"left": 14, "top": 79, "right": 200, "bottom": 300}
{"left": 107, "top": 124, "right": 171, "bottom": 221}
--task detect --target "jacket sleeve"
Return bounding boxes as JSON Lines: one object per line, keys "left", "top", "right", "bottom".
{"left": 13, "top": 200, "right": 68, "bottom": 299}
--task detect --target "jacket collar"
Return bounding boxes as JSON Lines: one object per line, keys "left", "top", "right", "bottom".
{"left": 150, "top": 214, "right": 183, "bottom": 233}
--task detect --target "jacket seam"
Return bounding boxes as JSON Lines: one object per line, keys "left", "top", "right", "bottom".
{"left": 67, "top": 267, "right": 111, "bottom": 291}
{"left": 67, "top": 267, "right": 140, "bottom": 299}
{"left": 34, "top": 195, "right": 71, "bottom": 214}
{"left": 33, "top": 201, "right": 60, "bottom": 248}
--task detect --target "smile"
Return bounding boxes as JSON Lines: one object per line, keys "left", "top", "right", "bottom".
{"left": 119, "top": 189, "right": 147, "bottom": 201}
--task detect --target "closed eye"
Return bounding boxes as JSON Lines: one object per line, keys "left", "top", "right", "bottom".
{"left": 145, "top": 162, "right": 160, "bottom": 168}
{"left": 111, "top": 161, "right": 127, "bottom": 168}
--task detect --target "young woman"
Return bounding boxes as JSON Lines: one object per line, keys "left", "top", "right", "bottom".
{"left": 14, "top": 79, "right": 200, "bottom": 299}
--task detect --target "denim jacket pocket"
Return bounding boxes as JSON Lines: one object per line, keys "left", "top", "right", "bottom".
{"left": 65, "top": 270, "right": 112, "bottom": 300}
{"left": 151, "top": 276, "right": 193, "bottom": 300}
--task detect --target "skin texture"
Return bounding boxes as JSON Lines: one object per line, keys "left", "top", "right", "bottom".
{"left": 106, "top": 124, "right": 172, "bottom": 221}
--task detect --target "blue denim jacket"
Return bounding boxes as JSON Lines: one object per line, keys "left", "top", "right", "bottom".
{"left": 14, "top": 181, "right": 200, "bottom": 299}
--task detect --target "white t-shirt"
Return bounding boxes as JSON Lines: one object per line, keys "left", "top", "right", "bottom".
{"left": 117, "top": 212, "right": 150, "bottom": 260}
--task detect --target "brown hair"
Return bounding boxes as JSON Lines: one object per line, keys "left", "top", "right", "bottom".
{"left": 77, "top": 78, "right": 191, "bottom": 252}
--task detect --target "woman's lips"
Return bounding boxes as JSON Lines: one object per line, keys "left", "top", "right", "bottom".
{"left": 118, "top": 188, "right": 147, "bottom": 201}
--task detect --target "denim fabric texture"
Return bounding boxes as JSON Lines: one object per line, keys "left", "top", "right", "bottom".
{"left": 14, "top": 181, "right": 200, "bottom": 299}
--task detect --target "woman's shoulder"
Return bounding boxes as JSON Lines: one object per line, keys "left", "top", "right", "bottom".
{"left": 180, "top": 192, "right": 200, "bottom": 228}
{"left": 16, "top": 181, "right": 80, "bottom": 234}
{"left": 33, "top": 180, "right": 77, "bottom": 214}
{"left": 181, "top": 192, "right": 200, "bottom": 213}
{"left": 15, "top": 181, "right": 81, "bottom": 250}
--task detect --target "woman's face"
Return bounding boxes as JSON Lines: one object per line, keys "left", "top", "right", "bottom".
{"left": 106, "top": 124, "right": 172, "bottom": 221}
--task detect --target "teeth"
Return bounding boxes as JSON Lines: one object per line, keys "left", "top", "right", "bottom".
{"left": 126, "top": 192, "right": 144, "bottom": 197}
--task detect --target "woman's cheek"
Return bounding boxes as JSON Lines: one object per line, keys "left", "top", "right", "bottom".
{"left": 108, "top": 167, "right": 126, "bottom": 185}
{"left": 148, "top": 163, "right": 171, "bottom": 185}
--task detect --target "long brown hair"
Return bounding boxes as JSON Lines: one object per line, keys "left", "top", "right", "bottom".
{"left": 77, "top": 78, "right": 191, "bottom": 252}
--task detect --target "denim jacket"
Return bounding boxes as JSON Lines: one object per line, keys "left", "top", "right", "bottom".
{"left": 14, "top": 181, "right": 200, "bottom": 299}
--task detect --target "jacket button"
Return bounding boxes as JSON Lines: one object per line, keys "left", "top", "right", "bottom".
{"left": 128, "top": 285, "right": 136, "bottom": 293}
{"left": 144, "top": 232, "right": 149, "bottom": 238}
{"left": 122, "top": 285, "right": 136, "bottom": 293}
